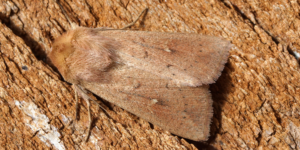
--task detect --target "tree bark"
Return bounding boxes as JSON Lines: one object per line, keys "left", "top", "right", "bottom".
{"left": 0, "top": 0, "right": 299, "bottom": 149}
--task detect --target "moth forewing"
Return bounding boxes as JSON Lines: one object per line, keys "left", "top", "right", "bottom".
{"left": 95, "top": 30, "right": 231, "bottom": 86}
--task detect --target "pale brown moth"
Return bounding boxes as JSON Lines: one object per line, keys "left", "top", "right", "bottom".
{"left": 48, "top": 0, "right": 232, "bottom": 142}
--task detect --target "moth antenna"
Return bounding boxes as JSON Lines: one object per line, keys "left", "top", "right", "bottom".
{"left": 53, "top": 0, "right": 78, "bottom": 29}
{"left": 121, "top": 7, "right": 148, "bottom": 30}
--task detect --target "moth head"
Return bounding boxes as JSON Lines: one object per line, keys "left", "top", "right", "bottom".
{"left": 47, "top": 30, "right": 77, "bottom": 80}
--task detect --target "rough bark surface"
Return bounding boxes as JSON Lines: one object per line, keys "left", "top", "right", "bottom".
{"left": 0, "top": 0, "right": 299, "bottom": 149}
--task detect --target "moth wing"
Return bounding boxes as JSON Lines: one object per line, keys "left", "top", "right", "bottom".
{"left": 81, "top": 65, "right": 213, "bottom": 141}
{"left": 62, "top": 29, "right": 229, "bottom": 140}
{"left": 96, "top": 30, "right": 232, "bottom": 86}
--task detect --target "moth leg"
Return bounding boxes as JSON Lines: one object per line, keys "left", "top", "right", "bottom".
{"left": 74, "top": 85, "right": 110, "bottom": 117}
{"left": 84, "top": 96, "right": 92, "bottom": 142}
{"left": 72, "top": 84, "right": 92, "bottom": 142}
{"left": 121, "top": 7, "right": 148, "bottom": 30}
{"left": 71, "top": 84, "right": 80, "bottom": 136}
{"left": 73, "top": 84, "right": 79, "bottom": 121}
{"left": 73, "top": 84, "right": 111, "bottom": 142}
{"left": 89, "top": 98, "right": 111, "bottom": 116}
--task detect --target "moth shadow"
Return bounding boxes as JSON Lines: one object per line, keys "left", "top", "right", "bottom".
{"left": 186, "top": 139, "right": 217, "bottom": 150}
{"left": 208, "top": 65, "right": 233, "bottom": 146}
{"left": 1, "top": 14, "right": 48, "bottom": 61}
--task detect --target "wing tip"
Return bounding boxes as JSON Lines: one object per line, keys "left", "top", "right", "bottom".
{"left": 180, "top": 88, "right": 214, "bottom": 141}
{"left": 211, "top": 40, "right": 232, "bottom": 81}
{"left": 197, "top": 39, "right": 233, "bottom": 86}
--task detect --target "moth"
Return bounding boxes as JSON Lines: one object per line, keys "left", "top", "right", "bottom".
{"left": 48, "top": 1, "right": 232, "bottom": 142}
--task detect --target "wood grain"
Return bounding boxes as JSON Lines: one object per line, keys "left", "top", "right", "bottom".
{"left": 1, "top": 0, "right": 299, "bottom": 149}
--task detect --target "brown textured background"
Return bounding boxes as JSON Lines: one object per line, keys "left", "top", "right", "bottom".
{"left": 0, "top": 0, "right": 299, "bottom": 149}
